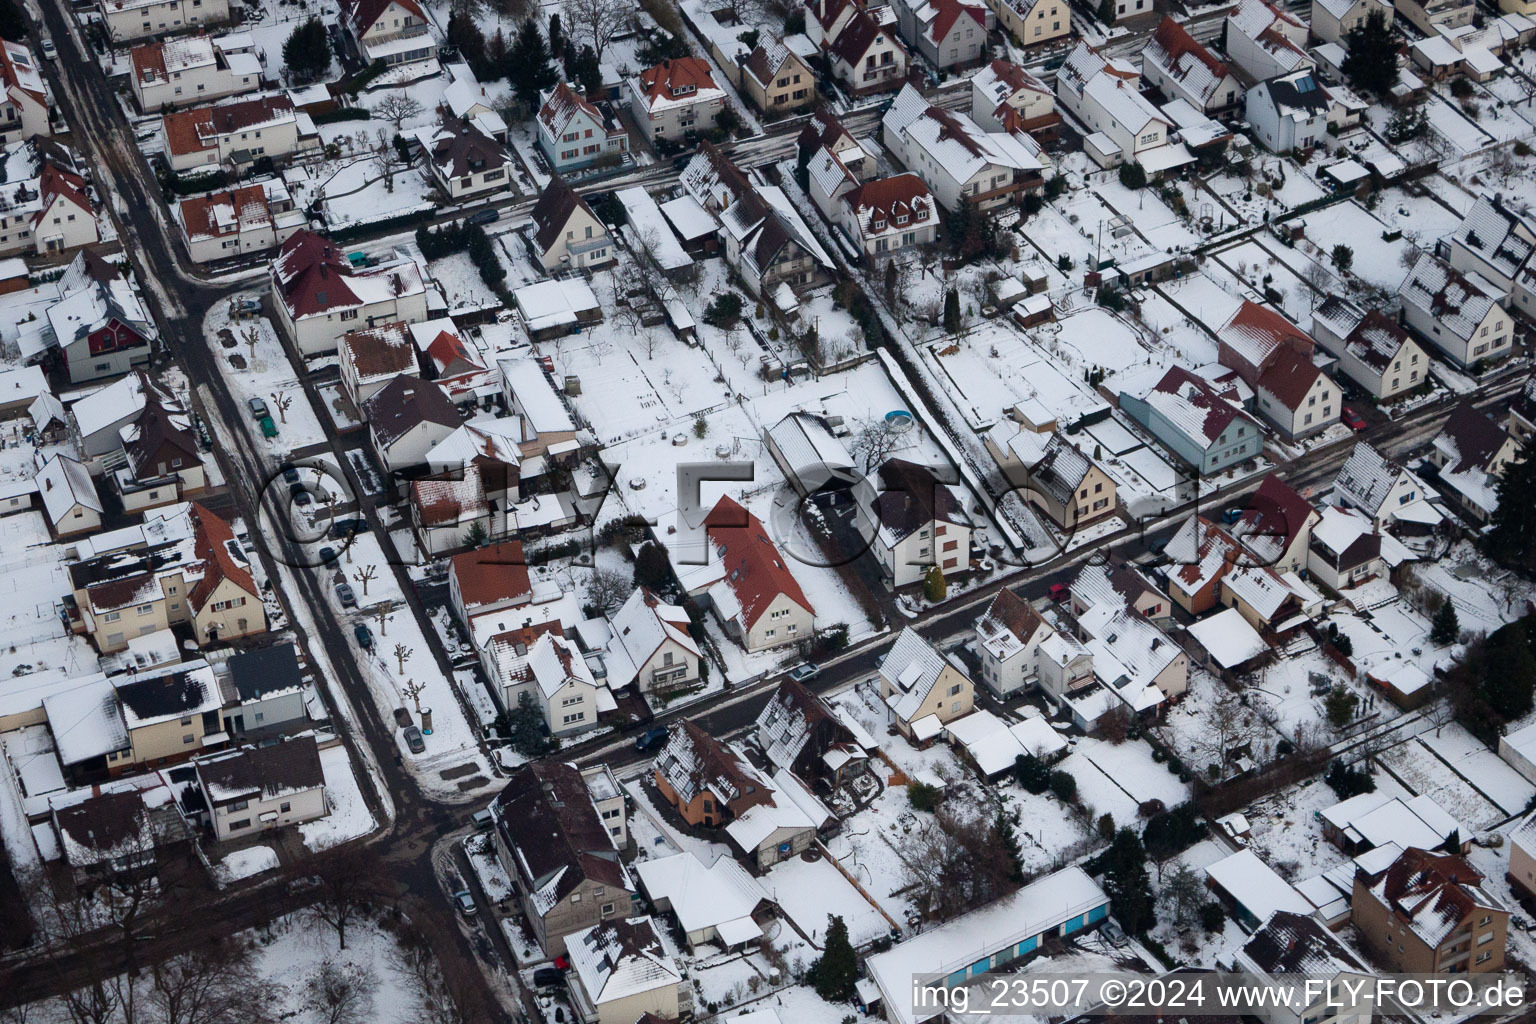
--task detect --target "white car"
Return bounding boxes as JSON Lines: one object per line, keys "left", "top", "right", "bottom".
{"left": 38, "top": 36, "right": 55, "bottom": 60}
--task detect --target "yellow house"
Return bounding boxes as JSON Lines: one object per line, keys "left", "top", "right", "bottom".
{"left": 987, "top": 0, "right": 1070, "bottom": 46}
{"left": 987, "top": 429, "right": 1117, "bottom": 531}
{"left": 110, "top": 660, "right": 226, "bottom": 772}
{"left": 740, "top": 41, "right": 816, "bottom": 115}
{"left": 878, "top": 626, "right": 975, "bottom": 743}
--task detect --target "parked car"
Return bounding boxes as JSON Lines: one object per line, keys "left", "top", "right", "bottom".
{"left": 403, "top": 725, "right": 425, "bottom": 753}
{"left": 1101, "top": 919, "right": 1128, "bottom": 947}
{"left": 328, "top": 517, "right": 367, "bottom": 540}
{"left": 466, "top": 207, "right": 500, "bottom": 226}
{"left": 233, "top": 297, "right": 262, "bottom": 315}
{"left": 289, "top": 482, "right": 313, "bottom": 506}
{"left": 532, "top": 967, "right": 566, "bottom": 989}
{"left": 470, "top": 808, "right": 495, "bottom": 830}
{"left": 1221, "top": 507, "right": 1245, "bottom": 525}
{"left": 634, "top": 727, "right": 669, "bottom": 752}
{"left": 787, "top": 663, "right": 819, "bottom": 683}
{"left": 1046, "top": 583, "right": 1070, "bottom": 602}
{"left": 317, "top": 545, "right": 338, "bottom": 565}
{"left": 452, "top": 890, "right": 477, "bottom": 916}
{"left": 1342, "top": 407, "right": 1366, "bottom": 431}
{"left": 335, "top": 582, "right": 357, "bottom": 608}
{"left": 281, "top": 464, "right": 300, "bottom": 485}
{"left": 38, "top": 35, "right": 55, "bottom": 59}
{"left": 248, "top": 397, "right": 269, "bottom": 419}
{"left": 353, "top": 623, "right": 373, "bottom": 649}
{"left": 258, "top": 416, "right": 278, "bottom": 438}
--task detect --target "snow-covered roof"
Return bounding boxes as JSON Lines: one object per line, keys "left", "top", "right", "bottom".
{"left": 1454, "top": 195, "right": 1534, "bottom": 283}
{"left": 35, "top": 453, "right": 100, "bottom": 523}
{"left": 499, "top": 356, "right": 577, "bottom": 435}
{"left": 512, "top": 278, "right": 600, "bottom": 334}
{"left": 567, "top": 916, "right": 681, "bottom": 1005}
{"left": 1186, "top": 607, "right": 1267, "bottom": 668}
{"left": 632, "top": 850, "right": 768, "bottom": 937}
{"left": 1336, "top": 443, "right": 1419, "bottom": 521}
{"left": 604, "top": 587, "right": 698, "bottom": 689}
{"left": 883, "top": 83, "right": 1044, "bottom": 186}
{"left": 617, "top": 186, "right": 693, "bottom": 271}
{"left": 880, "top": 626, "right": 963, "bottom": 723}
{"left": 1205, "top": 848, "right": 1311, "bottom": 921}
{"left": 42, "top": 674, "right": 125, "bottom": 765}
{"left": 1399, "top": 253, "right": 1501, "bottom": 344}
{"left": 944, "top": 708, "right": 1066, "bottom": 776}
{"left": 1322, "top": 791, "right": 1463, "bottom": 850}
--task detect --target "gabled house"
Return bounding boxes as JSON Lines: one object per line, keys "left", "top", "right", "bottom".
{"left": 1164, "top": 515, "right": 1243, "bottom": 614}
{"left": 1142, "top": 18, "right": 1241, "bottom": 116}
{"left": 448, "top": 538, "right": 532, "bottom": 624}
{"left": 1067, "top": 561, "right": 1188, "bottom": 722}
{"left": 194, "top": 735, "right": 326, "bottom": 841}
{"left": 1307, "top": 504, "right": 1384, "bottom": 590}
{"left": 162, "top": 94, "right": 314, "bottom": 173}
{"left": 1224, "top": 0, "right": 1313, "bottom": 83}
{"left": 270, "top": 230, "right": 428, "bottom": 356}
{"left": 443, "top": 69, "right": 508, "bottom": 142}
{"left": 1054, "top": 43, "right": 1176, "bottom": 171}
{"left": 1395, "top": 0, "right": 1475, "bottom": 35}
{"left": 98, "top": 0, "right": 230, "bottom": 43}
{"left": 46, "top": 249, "right": 155, "bottom": 383}
{"left": 974, "top": 588, "right": 1091, "bottom": 698}
{"left": 1310, "top": 0, "right": 1392, "bottom": 43}
{"left": 1334, "top": 442, "right": 1438, "bottom": 530}
{"left": 414, "top": 117, "right": 513, "bottom": 200}
{"left": 878, "top": 626, "right": 975, "bottom": 743}
{"left": 1507, "top": 375, "right": 1536, "bottom": 444}
{"left": 338, "top": 321, "right": 416, "bottom": 408}
{"left": 653, "top": 721, "right": 774, "bottom": 827}
{"left": 0, "top": 41, "right": 47, "bottom": 148}
{"left": 1426, "top": 400, "right": 1520, "bottom": 522}
{"left": 816, "top": 169, "right": 940, "bottom": 260}
{"left": 1118, "top": 365, "right": 1263, "bottom": 473}
{"left": 1245, "top": 69, "right": 1329, "bottom": 153}
{"left": 362, "top": 375, "right": 461, "bottom": 476}
{"left": 796, "top": 108, "right": 877, "bottom": 180}
{"left": 114, "top": 387, "right": 207, "bottom": 512}
{"left": 691, "top": 494, "right": 815, "bottom": 651}
{"left": 1235, "top": 473, "right": 1320, "bottom": 574}
{"left": 493, "top": 631, "right": 603, "bottom": 736}
{"left": 1454, "top": 194, "right": 1535, "bottom": 299}
{"left": 35, "top": 453, "right": 101, "bottom": 537}
{"left": 50, "top": 783, "right": 192, "bottom": 887}
{"left": 1218, "top": 301, "right": 1340, "bottom": 440}
{"left": 409, "top": 464, "right": 496, "bottom": 557}
{"left": 0, "top": 140, "right": 99, "bottom": 258}
{"left": 863, "top": 458, "right": 972, "bottom": 587}
{"left": 628, "top": 58, "right": 727, "bottom": 142}
{"left": 489, "top": 761, "right": 636, "bottom": 956}
{"left": 992, "top": 431, "right": 1116, "bottom": 532}
{"left": 1311, "top": 296, "right": 1430, "bottom": 400}
{"left": 528, "top": 177, "right": 613, "bottom": 271}
{"left": 130, "top": 33, "right": 261, "bottom": 113}
{"left": 806, "top": 0, "right": 910, "bottom": 96}
{"left": 1399, "top": 253, "right": 1513, "bottom": 369}
{"left": 969, "top": 58, "right": 1058, "bottom": 136}
{"left": 537, "top": 82, "right": 630, "bottom": 175}
{"left": 891, "top": 0, "right": 989, "bottom": 69}
{"left": 1351, "top": 848, "right": 1509, "bottom": 974}
{"left": 565, "top": 918, "right": 689, "bottom": 1024}
{"left": 754, "top": 679, "right": 866, "bottom": 786}
{"left": 603, "top": 587, "right": 702, "bottom": 696}
{"left": 220, "top": 641, "right": 307, "bottom": 737}
{"left": 985, "top": 0, "right": 1069, "bottom": 47}
{"left": 739, "top": 40, "right": 816, "bottom": 115}
{"left": 175, "top": 179, "right": 304, "bottom": 264}
{"left": 113, "top": 659, "right": 226, "bottom": 768}
{"left": 882, "top": 83, "right": 1045, "bottom": 210}
{"left": 1230, "top": 912, "right": 1374, "bottom": 1024}
{"left": 339, "top": 0, "right": 437, "bottom": 70}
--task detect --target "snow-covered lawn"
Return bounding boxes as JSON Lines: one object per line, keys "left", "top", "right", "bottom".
{"left": 205, "top": 302, "right": 330, "bottom": 458}
{"left": 300, "top": 742, "right": 378, "bottom": 852}
{"left": 213, "top": 844, "right": 280, "bottom": 885}
{"left": 763, "top": 852, "right": 892, "bottom": 949}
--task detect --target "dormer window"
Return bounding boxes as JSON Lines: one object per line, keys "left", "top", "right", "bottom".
{"left": 873, "top": 217, "right": 885, "bottom": 231}
{"left": 896, "top": 213, "right": 908, "bottom": 225}
{"left": 915, "top": 205, "right": 928, "bottom": 220}
{"left": 672, "top": 83, "right": 696, "bottom": 97}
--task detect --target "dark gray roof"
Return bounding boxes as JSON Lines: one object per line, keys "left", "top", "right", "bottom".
{"left": 1262, "top": 71, "right": 1328, "bottom": 115}
{"left": 227, "top": 642, "right": 303, "bottom": 702}
{"left": 195, "top": 735, "right": 324, "bottom": 804}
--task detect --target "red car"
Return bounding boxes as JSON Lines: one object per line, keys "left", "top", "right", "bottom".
{"left": 1342, "top": 407, "right": 1366, "bottom": 431}
{"left": 1047, "top": 583, "right": 1070, "bottom": 602}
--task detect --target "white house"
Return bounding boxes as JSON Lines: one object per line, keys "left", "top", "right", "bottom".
{"left": 807, "top": 150, "right": 940, "bottom": 259}
{"left": 1217, "top": 301, "right": 1339, "bottom": 440}
{"left": 603, "top": 587, "right": 702, "bottom": 696}
{"left": 0, "top": 143, "right": 99, "bottom": 258}
{"left": 882, "top": 83, "right": 1045, "bottom": 210}
{"left": 270, "top": 230, "right": 428, "bottom": 356}
{"left": 1454, "top": 195, "right": 1535, "bottom": 300}
{"left": 340, "top": 0, "right": 438, "bottom": 69}
{"left": 98, "top": 0, "right": 231, "bottom": 43}
{"left": 0, "top": 41, "right": 50, "bottom": 146}
{"left": 528, "top": 177, "right": 613, "bottom": 271}
{"left": 362, "top": 376, "right": 461, "bottom": 475}
{"left": 413, "top": 117, "right": 513, "bottom": 200}
{"left": 1307, "top": 505, "right": 1384, "bottom": 590}
{"left": 176, "top": 179, "right": 304, "bottom": 264}
{"left": 163, "top": 94, "right": 314, "bottom": 173}
{"left": 536, "top": 82, "right": 630, "bottom": 174}
{"left": 194, "top": 736, "right": 326, "bottom": 842}
{"left": 974, "top": 588, "right": 1092, "bottom": 699}
{"left": 35, "top": 453, "right": 102, "bottom": 537}
{"left": 1311, "top": 296, "right": 1430, "bottom": 400}
{"left": 1141, "top": 17, "right": 1241, "bottom": 115}
{"left": 1245, "top": 69, "right": 1329, "bottom": 153}
{"left": 129, "top": 33, "right": 261, "bottom": 112}
{"left": 496, "top": 632, "right": 604, "bottom": 737}
{"left": 1225, "top": 0, "right": 1313, "bottom": 82}
{"left": 1311, "top": 0, "right": 1393, "bottom": 42}
{"left": 1333, "top": 442, "right": 1439, "bottom": 531}
{"left": 806, "top": 0, "right": 910, "bottom": 97}
{"left": 628, "top": 57, "right": 727, "bottom": 142}
{"left": 1055, "top": 43, "right": 1181, "bottom": 171}
{"left": 1399, "top": 253, "right": 1513, "bottom": 368}
{"left": 890, "top": 0, "right": 989, "bottom": 70}
{"left": 969, "top": 58, "right": 1058, "bottom": 135}
{"left": 679, "top": 495, "right": 815, "bottom": 651}
{"left": 863, "top": 458, "right": 972, "bottom": 587}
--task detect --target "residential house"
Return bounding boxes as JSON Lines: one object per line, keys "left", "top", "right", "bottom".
{"left": 46, "top": 249, "right": 155, "bottom": 384}
{"left": 529, "top": 177, "right": 614, "bottom": 271}
{"left": 1229, "top": 912, "right": 1374, "bottom": 1024}
{"left": 739, "top": 40, "right": 816, "bottom": 115}
{"left": 36, "top": 453, "right": 101, "bottom": 537}
{"left": 362, "top": 375, "right": 461, "bottom": 476}
{"left": 220, "top": 641, "right": 308, "bottom": 738}
{"left": 1333, "top": 442, "right": 1439, "bottom": 530}
{"left": 754, "top": 679, "right": 866, "bottom": 787}
{"left": 0, "top": 42, "right": 50, "bottom": 147}
{"left": 1307, "top": 505, "right": 1384, "bottom": 590}
{"left": 990, "top": 431, "right": 1116, "bottom": 532}
{"left": 1234, "top": 473, "right": 1320, "bottom": 575}
{"left": 1454, "top": 194, "right": 1535, "bottom": 298}
{"left": 891, "top": 0, "right": 989, "bottom": 70}
{"left": 410, "top": 465, "right": 495, "bottom": 557}
{"left": 603, "top": 587, "right": 702, "bottom": 697}
{"left": 66, "top": 502, "right": 264, "bottom": 652}
{"left": 1509, "top": 812, "right": 1536, "bottom": 900}
{"left": 970, "top": 58, "right": 1059, "bottom": 136}
{"left": 807, "top": 150, "right": 940, "bottom": 259}
{"left": 130, "top": 33, "right": 261, "bottom": 112}
{"left": 1142, "top": 18, "right": 1241, "bottom": 116}
{"left": 113, "top": 388, "right": 207, "bottom": 512}
{"left": 882, "top": 83, "right": 1045, "bottom": 210}
{"left": 1068, "top": 558, "right": 1172, "bottom": 624}
{"left": 489, "top": 761, "right": 636, "bottom": 956}
{"left": 1217, "top": 301, "right": 1340, "bottom": 440}
{"left": 1054, "top": 43, "right": 1178, "bottom": 171}
{"left": 1311, "top": 0, "right": 1392, "bottom": 43}
{"left": 1311, "top": 296, "right": 1430, "bottom": 400}
{"left": 162, "top": 95, "right": 313, "bottom": 173}
{"left": 448, "top": 538, "right": 532, "bottom": 625}
{"left": 194, "top": 735, "right": 326, "bottom": 841}
{"left": 974, "top": 588, "right": 1092, "bottom": 699}
{"left": 1395, "top": 0, "right": 1475, "bottom": 35}
{"left": 338, "top": 321, "right": 417, "bottom": 408}
{"left": 1224, "top": 0, "right": 1313, "bottom": 83}
{"left": 864, "top": 458, "right": 972, "bottom": 587}
{"left": 805, "top": 0, "right": 910, "bottom": 96}
{"left": 1118, "top": 365, "right": 1263, "bottom": 473}
{"left": 679, "top": 142, "right": 833, "bottom": 306}
{"left": 1245, "top": 69, "right": 1329, "bottom": 154}
{"left": 1506, "top": 375, "right": 1536, "bottom": 444}
{"left": 50, "top": 783, "right": 193, "bottom": 887}
{"left": 415, "top": 117, "right": 513, "bottom": 200}
{"left": 629, "top": 58, "right": 727, "bottom": 142}
{"left": 176, "top": 179, "right": 303, "bottom": 264}
{"left": 112, "top": 660, "right": 225, "bottom": 769}
{"left": 986, "top": 0, "right": 1069, "bottom": 47}
{"left": 688, "top": 494, "right": 816, "bottom": 651}
{"left": 1426, "top": 400, "right": 1520, "bottom": 522}
{"left": 1352, "top": 847, "right": 1509, "bottom": 973}
{"left": 339, "top": 0, "right": 437, "bottom": 69}
{"left": 632, "top": 852, "right": 773, "bottom": 952}
{"left": 0, "top": 141, "right": 98, "bottom": 258}
{"left": 878, "top": 626, "right": 975, "bottom": 743}
{"left": 536, "top": 82, "right": 629, "bottom": 174}
{"left": 270, "top": 230, "right": 428, "bottom": 356}
{"left": 565, "top": 917, "right": 689, "bottom": 1024}
{"left": 1399, "top": 253, "right": 1513, "bottom": 369}
{"left": 653, "top": 721, "right": 773, "bottom": 827}
{"left": 98, "top": 0, "right": 230, "bottom": 43}
{"left": 796, "top": 107, "right": 877, "bottom": 179}
{"left": 70, "top": 370, "right": 175, "bottom": 466}
{"left": 1164, "top": 515, "right": 1243, "bottom": 614}
{"left": 493, "top": 631, "right": 604, "bottom": 736}
{"left": 443, "top": 68, "right": 508, "bottom": 141}
{"left": 1068, "top": 561, "right": 1189, "bottom": 720}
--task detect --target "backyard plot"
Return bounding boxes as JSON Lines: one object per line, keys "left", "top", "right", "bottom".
{"left": 1417, "top": 725, "right": 1535, "bottom": 817}
{"left": 763, "top": 852, "right": 892, "bottom": 948}
{"left": 1379, "top": 738, "right": 1504, "bottom": 831}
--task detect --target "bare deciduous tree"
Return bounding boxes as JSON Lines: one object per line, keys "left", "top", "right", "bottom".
{"left": 401, "top": 678, "right": 427, "bottom": 715}
{"left": 563, "top": 0, "right": 627, "bottom": 60}
{"left": 902, "top": 809, "right": 1020, "bottom": 923}
{"left": 373, "top": 93, "right": 424, "bottom": 130}
{"left": 269, "top": 392, "right": 293, "bottom": 425}
{"left": 849, "top": 416, "right": 901, "bottom": 473}
{"left": 352, "top": 565, "right": 377, "bottom": 597}
{"left": 147, "top": 937, "right": 273, "bottom": 1024}
{"left": 373, "top": 604, "right": 393, "bottom": 637}
{"left": 303, "top": 847, "right": 387, "bottom": 951}
{"left": 371, "top": 129, "right": 399, "bottom": 194}
{"left": 305, "top": 961, "right": 379, "bottom": 1024}
{"left": 586, "top": 567, "right": 630, "bottom": 613}
{"left": 393, "top": 643, "right": 411, "bottom": 675}
{"left": 389, "top": 927, "right": 494, "bottom": 1024}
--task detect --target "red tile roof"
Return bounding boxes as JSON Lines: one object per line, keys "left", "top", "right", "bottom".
{"left": 343, "top": 0, "right": 427, "bottom": 35}
{"left": 188, "top": 502, "right": 258, "bottom": 612}
{"left": 704, "top": 495, "right": 814, "bottom": 630}
{"left": 1255, "top": 345, "right": 1325, "bottom": 411}
{"left": 177, "top": 184, "right": 269, "bottom": 240}
{"left": 930, "top": 0, "right": 986, "bottom": 44}
{"left": 450, "top": 539, "right": 532, "bottom": 611}
{"left": 843, "top": 173, "right": 933, "bottom": 234}
{"left": 37, "top": 164, "right": 91, "bottom": 221}
{"left": 272, "top": 230, "right": 361, "bottom": 317}
{"left": 163, "top": 95, "right": 295, "bottom": 156}
{"left": 635, "top": 57, "right": 719, "bottom": 105}
{"left": 1151, "top": 16, "right": 1230, "bottom": 79}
